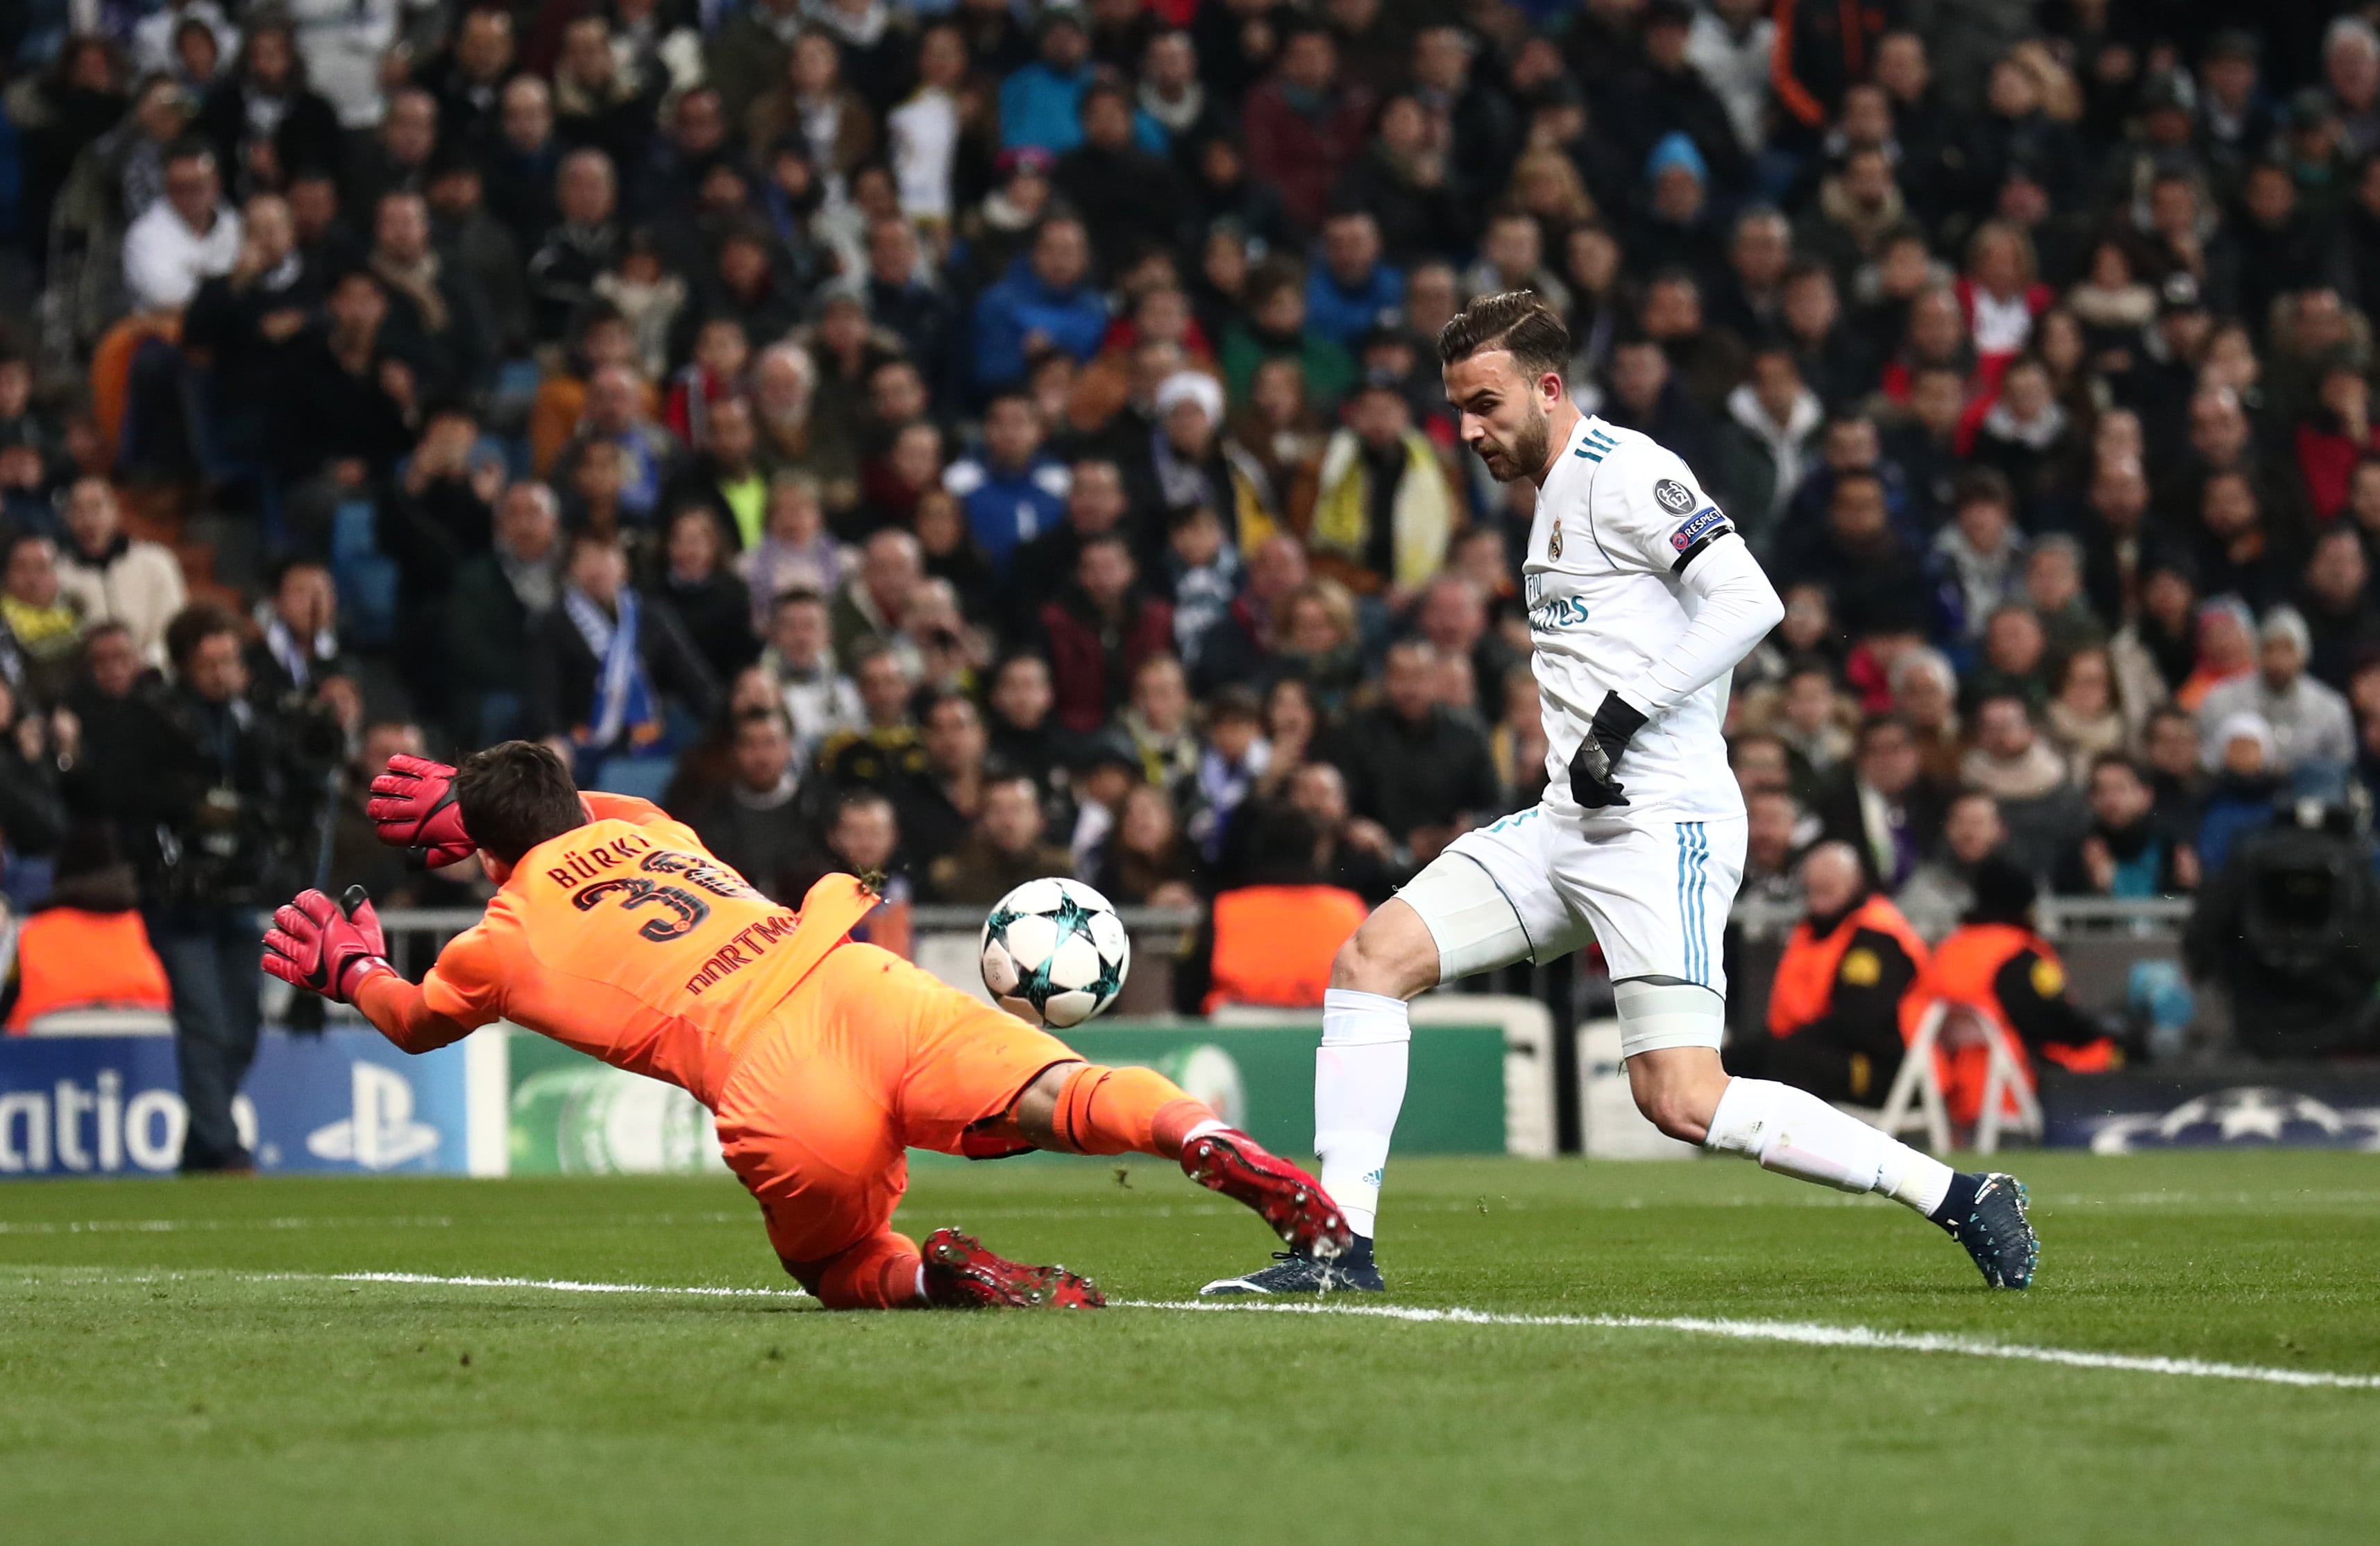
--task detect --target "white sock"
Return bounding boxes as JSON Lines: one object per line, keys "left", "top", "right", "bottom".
{"left": 1703, "top": 1077, "right": 1952, "bottom": 1214}
{"left": 912, "top": 1262, "right": 929, "bottom": 1305}
{"left": 1181, "top": 1117, "right": 1228, "bottom": 1146}
{"left": 1315, "top": 988, "right": 1410, "bottom": 1238}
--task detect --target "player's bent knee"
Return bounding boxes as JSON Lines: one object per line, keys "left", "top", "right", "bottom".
{"left": 1330, "top": 902, "right": 1437, "bottom": 1000}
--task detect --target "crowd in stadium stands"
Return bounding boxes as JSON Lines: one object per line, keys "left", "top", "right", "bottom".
{"left": 4, "top": 1, "right": 2380, "bottom": 1035}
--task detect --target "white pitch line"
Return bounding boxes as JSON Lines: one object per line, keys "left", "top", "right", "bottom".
{"left": 1120, "top": 1298, "right": 2380, "bottom": 1391}
{"left": 144, "top": 1268, "right": 2379, "bottom": 1392}
{"left": 325, "top": 1271, "right": 809, "bottom": 1300}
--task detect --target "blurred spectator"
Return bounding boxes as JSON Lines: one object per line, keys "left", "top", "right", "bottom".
{"left": 0, "top": 674, "right": 71, "bottom": 881}
{"left": 2, "top": 823, "right": 172, "bottom": 1034}
{"left": 943, "top": 391, "right": 1071, "bottom": 575}
{"left": 2196, "top": 607, "right": 2356, "bottom": 781}
{"left": 1959, "top": 695, "right": 2085, "bottom": 876}
{"left": 691, "top": 708, "right": 809, "bottom": 901}
{"left": 1040, "top": 535, "right": 1173, "bottom": 734}
{"left": 2196, "top": 712, "right": 2284, "bottom": 874}
{"left": 761, "top": 590, "right": 861, "bottom": 766}
{"left": 1332, "top": 640, "right": 1497, "bottom": 867}
{"left": 527, "top": 531, "right": 716, "bottom": 773}
{"left": 56, "top": 480, "right": 189, "bottom": 672}
{"left": 815, "top": 647, "right": 930, "bottom": 801}
{"left": 833, "top": 528, "right": 924, "bottom": 665}
{"left": 2299, "top": 528, "right": 2380, "bottom": 690}
{"left": 1817, "top": 715, "right": 1943, "bottom": 893}
{"left": 1308, "top": 375, "right": 1458, "bottom": 596}
{"left": 971, "top": 215, "right": 1107, "bottom": 394}
{"left": 898, "top": 690, "right": 989, "bottom": 867}
{"left": 122, "top": 136, "right": 242, "bottom": 314}
{"left": 1122, "top": 652, "right": 1199, "bottom": 792}
{"left": 2043, "top": 647, "right": 2131, "bottom": 781}
{"left": 1918, "top": 860, "right": 2118, "bottom": 1127}
{"left": 149, "top": 604, "right": 331, "bottom": 1170}
{"left": 926, "top": 771, "right": 1072, "bottom": 904}
{"left": 1900, "top": 790, "right": 2007, "bottom": 941}
{"left": 1737, "top": 841, "right": 1929, "bottom": 1105}
{"left": 2054, "top": 754, "right": 2198, "bottom": 899}
{"left": 3, "top": 534, "right": 90, "bottom": 707}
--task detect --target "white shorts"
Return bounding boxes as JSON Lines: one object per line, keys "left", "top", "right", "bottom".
{"left": 1400, "top": 805, "right": 1746, "bottom": 996}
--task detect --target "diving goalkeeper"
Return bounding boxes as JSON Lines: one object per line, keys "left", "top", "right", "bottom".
{"left": 262, "top": 740, "right": 1348, "bottom": 1309}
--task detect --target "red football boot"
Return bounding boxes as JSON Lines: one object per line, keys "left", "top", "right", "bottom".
{"left": 1180, "top": 1130, "right": 1353, "bottom": 1262}
{"left": 920, "top": 1228, "right": 1105, "bottom": 1309}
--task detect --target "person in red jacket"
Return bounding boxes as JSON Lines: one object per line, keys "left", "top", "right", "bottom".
{"left": 1038, "top": 532, "right": 1175, "bottom": 733}
{"left": 1240, "top": 24, "right": 1373, "bottom": 232}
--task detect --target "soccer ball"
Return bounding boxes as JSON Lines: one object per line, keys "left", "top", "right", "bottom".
{"left": 979, "top": 877, "right": 1131, "bottom": 1029}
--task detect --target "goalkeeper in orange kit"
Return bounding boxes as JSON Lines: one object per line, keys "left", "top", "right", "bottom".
{"left": 262, "top": 742, "right": 1349, "bottom": 1309}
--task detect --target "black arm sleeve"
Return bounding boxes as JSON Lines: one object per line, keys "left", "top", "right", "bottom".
{"left": 1794, "top": 928, "right": 1921, "bottom": 1062}
{"left": 1992, "top": 949, "right": 2106, "bottom": 1052}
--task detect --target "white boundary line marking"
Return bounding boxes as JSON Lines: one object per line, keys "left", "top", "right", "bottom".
{"left": 47, "top": 1267, "right": 2362, "bottom": 1392}
{"left": 1117, "top": 1298, "right": 2380, "bottom": 1391}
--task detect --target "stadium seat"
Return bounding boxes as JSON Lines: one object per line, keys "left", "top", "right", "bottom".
{"left": 330, "top": 499, "right": 399, "bottom": 650}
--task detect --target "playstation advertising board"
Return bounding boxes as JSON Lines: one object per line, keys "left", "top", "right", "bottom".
{"left": 0, "top": 1030, "right": 478, "bottom": 1177}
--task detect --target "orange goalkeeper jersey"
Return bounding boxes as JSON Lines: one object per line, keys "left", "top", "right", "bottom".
{"left": 399, "top": 794, "right": 878, "bottom": 1107}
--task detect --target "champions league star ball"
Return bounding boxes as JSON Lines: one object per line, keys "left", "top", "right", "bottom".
{"left": 979, "top": 878, "right": 1131, "bottom": 1029}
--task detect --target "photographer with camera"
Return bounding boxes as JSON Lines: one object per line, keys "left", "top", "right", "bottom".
{"left": 130, "top": 604, "right": 344, "bottom": 1171}
{"left": 2185, "top": 792, "right": 2380, "bottom": 1060}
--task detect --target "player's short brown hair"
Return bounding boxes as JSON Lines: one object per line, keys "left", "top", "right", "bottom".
{"left": 1437, "top": 290, "right": 1572, "bottom": 381}
{"left": 454, "top": 740, "right": 587, "bottom": 864}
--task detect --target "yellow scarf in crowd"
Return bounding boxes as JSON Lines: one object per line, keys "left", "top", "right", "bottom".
{"left": 1308, "top": 427, "right": 1455, "bottom": 589}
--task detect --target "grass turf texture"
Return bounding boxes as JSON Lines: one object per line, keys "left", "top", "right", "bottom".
{"left": 3, "top": 1151, "right": 2377, "bottom": 1545}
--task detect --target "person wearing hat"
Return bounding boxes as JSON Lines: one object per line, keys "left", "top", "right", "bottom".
{"left": 1306, "top": 369, "right": 1459, "bottom": 596}
{"left": 1635, "top": 130, "right": 1715, "bottom": 278}
{"left": 1122, "top": 368, "right": 1258, "bottom": 540}
{"left": 1613, "top": 1, "right": 1753, "bottom": 197}
{"left": 1914, "top": 858, "right": 2118, "bottom": 1130}
{"left": 2195, "top": 605, "right": 2358, "bottom": 781}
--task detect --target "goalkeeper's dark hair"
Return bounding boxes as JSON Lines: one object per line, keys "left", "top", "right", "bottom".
{"left": 1436, "top": 290, "right": 1571, "bottom": 382}
{"left": 453, "top": 740, "right": 587, "bottom": 864}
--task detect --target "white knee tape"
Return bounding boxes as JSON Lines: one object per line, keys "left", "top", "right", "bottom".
{"left": 1398, "top": 851, "right": 1533, "bottom": 980}
{"left": 1612, "top": 979, "right": 1725, "bottom": 1060}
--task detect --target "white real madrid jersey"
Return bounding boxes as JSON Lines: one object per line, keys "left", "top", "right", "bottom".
{"left": 1524, "top": 414, "right": 1746, "bottom": 824}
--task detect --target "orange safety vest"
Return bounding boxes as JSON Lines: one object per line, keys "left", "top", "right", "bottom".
{"left": 1917, "top": 923, "right": 2118, "bottom": 1125}
{"left": 5, "top": 908, "right": 174, "bottom": 1033}
{"left": 1767, "top": 893, "right": 1932, "bottom": 1042}
{"left": 1204, "top": 883, "right": 1369, "bottom": 1013}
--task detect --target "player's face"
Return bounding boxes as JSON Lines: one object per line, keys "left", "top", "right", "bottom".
{"left": 1444, "top": 350, "right": 1553, "bottom": 484}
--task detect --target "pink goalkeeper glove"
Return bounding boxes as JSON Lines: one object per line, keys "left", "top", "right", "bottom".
{"left": 261, "top": 887, "right": 391, "bottom": 1004}
{"left": 366, "top": 754, "right": 475, "bottom": 867}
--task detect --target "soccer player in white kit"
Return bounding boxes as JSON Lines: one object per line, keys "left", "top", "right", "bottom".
{"left": 1203, "top": 293, "right": 2039, "bottom": 1296}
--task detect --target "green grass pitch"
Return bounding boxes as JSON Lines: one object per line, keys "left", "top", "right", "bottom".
{"left": 4, "top": 1150, "right": 2377, "bottom": 1545}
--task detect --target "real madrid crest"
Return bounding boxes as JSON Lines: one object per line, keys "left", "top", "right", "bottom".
{"left": 1547, "top": 515, "right": 1563, "bottom": 560}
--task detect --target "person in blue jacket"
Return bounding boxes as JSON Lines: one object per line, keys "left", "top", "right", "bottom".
{"left": 971, "top": 215, "right": 1110, "bottom": 393}
{"left": 1304, "top": 209, "right": 1406, "bottom": 348}
{"left": 943, "top": 391, "right": 1073, "bottom": 576}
